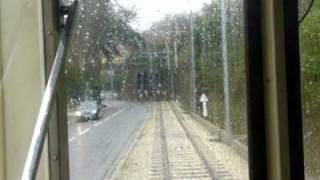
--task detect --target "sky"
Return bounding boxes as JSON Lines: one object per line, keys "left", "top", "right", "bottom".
{"left": 116, "top": 0, "right": 212, "bottom": 31}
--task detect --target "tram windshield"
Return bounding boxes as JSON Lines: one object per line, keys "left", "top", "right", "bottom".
{"left": 2, "top": 0, "right": 320, "bottom": 178}
{"left": 61, "top": 0, "right": 320, "bottom": 179}
{"left": 65, "top": 0, "right": 249, "bottom": 179}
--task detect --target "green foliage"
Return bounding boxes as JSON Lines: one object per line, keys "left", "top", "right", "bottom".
{"left": 64, "top": 1, "right": 143, "bottom": 102}
{"left": 300, "top": 0, "right": 320, "bottom": 176}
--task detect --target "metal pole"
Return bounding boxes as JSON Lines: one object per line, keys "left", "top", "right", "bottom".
{"left": 174, "top": 40, "right": 178, "bottom": 69}
{"left": 22, "top": 46, "right": 63, "bottom": 180}
{"left": 110, "top": 62, "right": 114, "bottom": 101}
{"left": 220, "top": 0, "right": 232, "bottom": 141}
{"left": 21, "top": 2, "right": 77, "bottom": 179}
{"left": 147, "top": 44, "right": 153, "bottom": 99}
{"left": 173, "top": 20, "right": 179, "bottom": 101}
{"left": 174, "top": 19, "right": 179, "bottom": 70}
{"left": 190, "top": 11, "right": 196, "bottom": 112}
{"left": 167, "top": 44, "right": 174, "bottom": 99}
{"left": 173, "top": 38, "right": 178, "bottom": 101}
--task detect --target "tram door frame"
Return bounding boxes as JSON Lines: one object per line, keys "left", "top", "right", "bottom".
{"left": 42, "top": 0, "right": 70, "bottom": 180}
{"left": 245, "top": 0, "right": 305, "bottom": 179}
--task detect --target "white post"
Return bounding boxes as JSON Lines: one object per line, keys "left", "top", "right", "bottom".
{"left": 200, "top": 93, "right": 209, "bottom": 118}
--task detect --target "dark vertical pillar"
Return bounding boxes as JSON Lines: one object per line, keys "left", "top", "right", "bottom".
{"left": 283, "top": 0, "right": 305, "bottom": 179}
{"left": 244, "top": 0, "right": 267, "bottom": 179}
{"left": 244, "top": 0, "right": 305, "bottom": 179}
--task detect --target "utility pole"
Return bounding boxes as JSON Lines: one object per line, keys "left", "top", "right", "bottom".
{"left": 109, "top": 61, "right": 114, "bottom": 101}
{"left": 173, "top": 19, "right": 179, "bottom": 101}
{"left": 173, "top": 40, "right": 178, "bottom": 101}
{"left": 190, "top": 11, "right": 196, "bottom": 112}
{"left": 220, "top": 0, "right": 232, "bottom": 142}
{"left": 147, "top": 44, "right": 154, "bottom": 99}
{"left": 166, "top": 44, "right": 174, "bottom": 99}
{"left": 174, "top": 40, "right": 178, "bottom": 69}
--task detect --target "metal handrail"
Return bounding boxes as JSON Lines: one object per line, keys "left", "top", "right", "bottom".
{"left": 21, "top": 1, "right": 77, "bottom": 180}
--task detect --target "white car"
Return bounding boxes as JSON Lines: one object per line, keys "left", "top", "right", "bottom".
{"left": 75, "top": 101, "right": 100, "bottom": 121}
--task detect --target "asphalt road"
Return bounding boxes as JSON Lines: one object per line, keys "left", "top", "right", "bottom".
{"left": 68, "top": 102, "right": 151, "bottom": 180}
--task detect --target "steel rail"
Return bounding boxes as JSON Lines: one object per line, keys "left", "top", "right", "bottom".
{"left": 159, "top": 102, "right": 171, "bottom": 180}
{"left": 169, "top": 102, "right": 216, "bottom": 179}
{"left": 21, "top": 1, "right": 77, "bottom": 180}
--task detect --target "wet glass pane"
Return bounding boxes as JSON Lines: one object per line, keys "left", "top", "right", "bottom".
{"left": 64, "top": 0, "right": 248, "bottom": 179}
{"left": 300, "top": 0, "right": 320, "bottom": 179}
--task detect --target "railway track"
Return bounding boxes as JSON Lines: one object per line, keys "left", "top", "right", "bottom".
{"left": 169, "top": 102, "right": 235, "bottom": 180}
{"left": 149, "top": 102, "right": 220, "bottom": 180}
{"left": 113, "top": 101, "right": 237, "bottom": 180}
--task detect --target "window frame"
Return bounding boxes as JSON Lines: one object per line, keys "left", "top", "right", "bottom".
{"left": 244, "top": 0, "right": 305, "bottom": 179}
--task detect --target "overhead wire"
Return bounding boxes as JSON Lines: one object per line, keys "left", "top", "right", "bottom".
{"left": 299, "top": 0, "right": 315, "bottom": 24}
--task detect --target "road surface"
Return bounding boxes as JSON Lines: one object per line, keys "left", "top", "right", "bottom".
{"left": 68, "top": 101, "right": 151, "bottom": 180}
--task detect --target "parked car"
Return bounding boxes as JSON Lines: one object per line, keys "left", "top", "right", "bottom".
{"left": 75, "top": 101, "right": 100, "bottom": 121}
